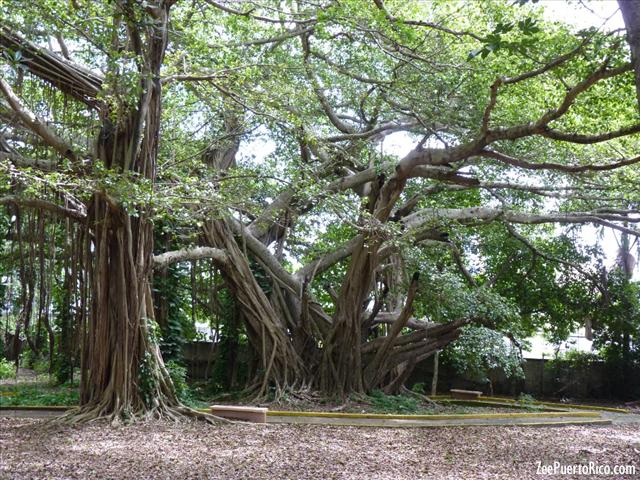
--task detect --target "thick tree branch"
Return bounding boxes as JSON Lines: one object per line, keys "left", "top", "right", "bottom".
{"left": 0, "top": 195, "right": 86, "bottom": 220}
{"left": 0, "top": 151, "right": 55, "bottom": 170}
{"left": 489, "top": 62, "right": 633, "bottom": 142}
{"left": 541, "top": 124, "right": 640, "bottom": 144}
{"left": 323, "top": 121, "right": 418, "bottom": 142}
{"left": 296, "top": 235, "right": 363, "bottom": 280}
{"left": 362, "top": 318, "right": 468, "bottom": 354}
{"left": 404, "top": 206, "right": 640, "bottom": 237}
{"left": 0, "top": 78, "right": 82, "bottom": 163}
{"left": 153, "top": 246, "right": 228, "bottom": 268}
{"left": 481, "top": 149, "right": 640, "bottom": 173}
{"left": 228, "top": 218, "right": 301, "bottom": 293}
{"left": 0, "top": 26, "right": 103, "bottom": 106}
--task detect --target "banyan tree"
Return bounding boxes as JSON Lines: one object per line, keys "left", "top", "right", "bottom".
{"left": 2, "top": 0, "right": 640, "bottom": 419}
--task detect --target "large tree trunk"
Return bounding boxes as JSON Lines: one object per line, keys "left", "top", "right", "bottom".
{"left": 320, "top": 236, "right": 377, "bottom": 395}
{"left": 78, "top": 198, "right": 179, "bottom": 418}
{"left": 320, "top": 175, "right": 405, "bottom": 396}
{"left": 318, "top": 172, "right": 467, "bottom": 396}
{"left": 199, "top": 106, "right": 309, "bottom": 396}
{"left": 204, "top": 219, "right": 306, "bottom": 397}
{"left": 68, "top": 1, "right": 203, "bottom": 421}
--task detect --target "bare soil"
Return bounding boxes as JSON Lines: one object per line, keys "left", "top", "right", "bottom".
{"left": 1, "top": 418, "right": 638, "bottom": 479}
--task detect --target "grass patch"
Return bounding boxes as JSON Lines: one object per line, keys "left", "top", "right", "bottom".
{"left": 364, "top": 393, "right": 524, "bottom": 415}
{"left": 0, "top": 359, "right": 15, "bottom": 380}
{"left": 0, "top": 379, "right": 209, "bottom": 409}
{"left": 367, "top": 391, "right": 422, "bottom": 414}
{"left": 0, "top": 382, "right": 79, "bottom": 406}
{"left": 514, "top": 393, "right": 546, "bottom": 411}
{"left": 198, "top": 387, "right": 531, "bottom": 415}
{"left": 0, "top": 380, "right": 549, "bottom": 415}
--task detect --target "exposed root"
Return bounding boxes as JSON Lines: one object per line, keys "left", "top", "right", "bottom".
{"left": 216, "top": 381, "right": 324, "bottom": 409}
{"left": 400, "top": 386, "right": 439, "bottom": 406}
{"left": 173, "top": 405, "right": 232, "bottom": 424}
{"left": 50, "top": 403, "right": 230, "bottom": 426}
{"left": 240, "top": 377, "right": 316, "bottom": 404}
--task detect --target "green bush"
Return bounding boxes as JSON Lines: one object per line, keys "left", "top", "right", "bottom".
{"left": 367, "top": 390, "right": 420, "bottom": 414}
{"left": 443, "top": 325, "right": 525, "bottom": 383}
{"left": 166, "top": 360, "right": 191, "bottom": 403}
{"left": 32, "top": 358, "right": 50, "bottom": 375}
{"left": 517, "top": 393, "right": 536, "bottom": 404}
{"left": 411, "top": 382, "right": 426, "bottom": 395}
{"left": 54, "top": 358, "right": 74, "bottom": 385}
{"left": 0, "top": 358, "right": 15, "bottom": 379}
{"left": 0, "top": 383, "right": 78, "bottom": 406}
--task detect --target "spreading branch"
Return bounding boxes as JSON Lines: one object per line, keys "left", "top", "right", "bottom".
{"left": 0, "top": 77, "right": 82, "bottom": 164}
{"left": 404, "top": 207, "right": 640, "bottom": 237}
{"left": 153, "top": 247, "right": 228, "bottom": 268}
{"left": 481, "top": 149, "right": 640, "bottom": 173}
{"left": 0, "top": 195, "right": 86, "bottom": 220}
{"left": 0, "top": 26, "right": 103, "bottom": 106}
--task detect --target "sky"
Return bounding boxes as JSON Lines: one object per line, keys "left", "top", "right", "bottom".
{"left": 540, "top": 0, "right": 624, "bottom": 31}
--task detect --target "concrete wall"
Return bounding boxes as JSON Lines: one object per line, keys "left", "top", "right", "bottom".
{"left": 182, "top": 341, "right": 251, "bottom": 380}
{"left": 182, "top": 341, "right": 219, "bottom": 379}
{"left": 408, "top": 355, "right": 639, "bottom": 400}
{"left": 183, "top": 341, "right": 638, "bottom": 400}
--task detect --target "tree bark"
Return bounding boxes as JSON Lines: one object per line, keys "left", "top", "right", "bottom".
{"left": 79, "top": 198, "right": 178, "bottom": 416}
{"left": 203, "top": 219, "right": 305, "bottom": 396}
{"left": 620, "top": 0, "right": 640, "bottom": 111}
{"left": 431, "top": 350, "right": 440, "bottom": 396}
{"left": 70, "top": 1, "right": 202, "bottom": 421}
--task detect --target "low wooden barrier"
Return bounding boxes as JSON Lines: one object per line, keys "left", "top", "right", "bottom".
{"left": 210, "top": 405, "right": 268, "bottom": 423}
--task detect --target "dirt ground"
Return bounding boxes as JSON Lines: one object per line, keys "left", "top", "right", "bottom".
{"left": 0, "top": 418, "right": 638, "bottom": 480}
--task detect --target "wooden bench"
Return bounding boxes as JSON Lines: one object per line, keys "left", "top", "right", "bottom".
{"left": 210, "top": 405, "right": 268, "bottom": 423}
{"left": 450, "top": 389, "right": 483, "bottom": 400}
